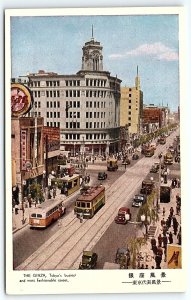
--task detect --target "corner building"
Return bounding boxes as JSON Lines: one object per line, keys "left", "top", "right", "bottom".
{"left": 25, "top": 35, "right": 121, "bottom": 156}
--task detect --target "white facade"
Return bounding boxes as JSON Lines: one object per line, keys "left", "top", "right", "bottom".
{"left": 22, "top": 36, "right": 121, "bottom": 155}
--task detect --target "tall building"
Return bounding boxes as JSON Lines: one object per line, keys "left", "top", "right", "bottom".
{"left": 16, "top": 32, "right": 121, "bottom": 156}
{"left": 120, "top": 67, "right": 143, "bottom": 136}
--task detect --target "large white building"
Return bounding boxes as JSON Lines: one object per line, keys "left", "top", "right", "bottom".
{"left": 17, "top": 34, "right": 121, "bottom": 156}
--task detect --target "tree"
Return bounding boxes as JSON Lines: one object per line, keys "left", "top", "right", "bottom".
{"left": 136, "top": 190, "right": 159, "bottom": 235}
{"left": 129, "top": 237, "right": 146, "bottom": 269}
{"left": 30, "top": 182, "right": 44, "bottom": 204}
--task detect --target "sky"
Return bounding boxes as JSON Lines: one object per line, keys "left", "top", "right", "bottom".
{"left": 10, "top": 14, "right": 179, "bottom": 111}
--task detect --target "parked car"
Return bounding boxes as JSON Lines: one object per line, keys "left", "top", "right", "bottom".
{"left": 79, "top": 251, "right": 98, "bottom": 269}
{"left": 140, "top": 179, "right": 155, "bottom": 195}
{"left": 132, "top": 153, "right": 139, "bottom": 160}
{"left": 132, "top": 194, "right": 146, "bottom": 207}
{"left": 98, "top": 172, "right": 107, "bottom": 180}
{"left": 115, "top": 248, "right": 130, "bottom": 269}
{"left": 115, "top": 207, "right": 131, "bottom": 224}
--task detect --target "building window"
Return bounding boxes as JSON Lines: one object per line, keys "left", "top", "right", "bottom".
{"left": 66, "top": 122, "right": 68, "bottom": 128}
{"left": 73, "top": 101, "right": 76, "bottom": 108}
{"left": 54, "top": 122, "right": 56, "bottom": 127}
{"left": 89, "top": 112, "right": 92, "bottom": 118}
{"left": 54, "top": 112, "right": 56, "bottom": 118}
{"left": 66, "top": 91, "right": 68, "bottom": 97}
{"left": 57, "top": 101, "right": 60, "bottom": 108}
{"left": 77, "top": 122, "right": 80, "bottom": 128}
{"left": 128, "top": 123, "right": 131, "bottom": 126}
{"left": 50, "top": 112, "right": 53, "bottom": 118}
{"left": 47, "top": 112, "right": 49, "bottom": 118}
{"left": 34, "top": 102, "right": 37, "bottom": 108}
{"left": 86, "top": 102, "right": 89, "bottom": 108}
{"left": 77, "top": 101, "right": 80, "bottom": 108}
{"left": 57, "top": 112, "right": 60, "bottom": 118}
{"left": 77, "top": 112, "right": 80, "bottom": 118}
{"left": 86, "top": 122, "right": 88, "bottom": 128}
{"left": 57, "top": 122, "right": 60, "bottom": 127}
{"left": 54, "top": 102, "right": 56, "bottom": 108}
{"left": 129, "top": 94, "right": 132, "bottom": 97}
{"left": 57, "top": 91, "right": 60, "bottom": 97}
{"left": 47, "top": 122, "right": 49, "bottom": 126}
{"left": 50, "top": 102, "right": 53, "bottom": 108}
{"left": 47, "top": 101, "right": 49, "bottom": 108}
{"left": 129, "top": 106, "right": 131, "bottom": 109}
{"left": 128, "top": 117, "right": 131, "bottom": 121}
{"left": 86, "top": 112, "right": 88, "bottom": 118}
{"left": 94, "top": 112, "right": 96, "bottom": 118}
{"left": 94, "top": 102, "right": 96, "bottom": 108}
{"left": 129, "top": 100, "right": 131, "bottom": 104}
{"left": 90, "top": 102, "right": 92, "bottom": 108}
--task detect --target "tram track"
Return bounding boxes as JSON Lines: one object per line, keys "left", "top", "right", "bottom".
{"left": 16, "top": 156, "right": 154, "bottom": 270}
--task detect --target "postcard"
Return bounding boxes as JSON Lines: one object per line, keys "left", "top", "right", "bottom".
{"left": 5, "top": 6, "right": 186, "bottom": 294}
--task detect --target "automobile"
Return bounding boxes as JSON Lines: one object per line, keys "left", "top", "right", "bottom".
{"left": 168, "top": 145, "right": 175, "bottom": 154}
{"left": 98, "top": 172, "right": 107, "bottom": 180}
{"left": 132, "top": 194, "right": 146, "bottom": 207}
{"left": 150, "top": 165, "right": 158, "bottom": 173}
{"left": 140, "top": 179, "right": 155, "bottom": 195}
{"left": 79, "top": 251, "right": 98, "bottom": 269}
{"left": 115, "top": 207, "right": 131, "bottom": 224}
{"left": 122, "top": 158, "right": 130, "bottom": 165}
{"left": 132, "top": 153, "right": 139, "bottom": 160}
{"left": 115, "top": 248, "right": 130, "bottom": 269}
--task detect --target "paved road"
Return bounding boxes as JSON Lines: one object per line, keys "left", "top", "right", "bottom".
{"left": 15, "top": 130, "right": 179, "bottom": 270}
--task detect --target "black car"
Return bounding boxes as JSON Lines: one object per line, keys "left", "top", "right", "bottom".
{"left": 132, "top": 153, "right": 139, "bottom": 160}
{"left": 132, "top": 194, "right": 146, "bottom": 207}
{"left": 98, "top": 172, "right": 107, "bottom": 180}
{"left": 79, "top": 251, "right": 98, "bottom": 269}
{"left": 115, "top": 248, "right": 130, "bottom": 269}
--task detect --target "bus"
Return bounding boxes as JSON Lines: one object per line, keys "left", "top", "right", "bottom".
{"left": 51, "top": 174, "right": 80, "bottom": 196}
{"left": 29, "top": 198, "right": 66, "bottom": 228}
{"left": 74, "top": 185, "right": 105, "bottom": 219}
{"left": 107, "top": 158, "right": 118, "bottom": 171}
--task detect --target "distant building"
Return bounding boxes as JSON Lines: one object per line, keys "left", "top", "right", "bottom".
{"left": 14, "top": 32, "right": 121, "bottom": 156}
{"left": 120, "top": 67, "right": 143, "bottom": 136}
{"left": 142, "top": 104, "right": 170, "bottom": 133}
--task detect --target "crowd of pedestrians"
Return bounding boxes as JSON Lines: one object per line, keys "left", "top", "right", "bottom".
{"left": 149, "top": 193, "right": 181, "bottom": 269}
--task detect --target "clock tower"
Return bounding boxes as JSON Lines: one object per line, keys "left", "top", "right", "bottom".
{"left": 81, "top": 27, "right": 103, "bottom": 72}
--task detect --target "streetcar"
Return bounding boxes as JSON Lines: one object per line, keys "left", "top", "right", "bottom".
{"left": 29, "top": 198, "right": 66, "bottom": 228}
{"left": 74, "top": 185, "right": 105, "bottom": 219}
{"left": 51, "top": 174, "right": 80, "bottom": 196}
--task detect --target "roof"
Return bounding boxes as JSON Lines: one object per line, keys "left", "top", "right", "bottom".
{"left": 31, "top": 198, "right": 65, "bottom": 213}
{"left": 77, "top": 185, "right": 105, "bottom": 202}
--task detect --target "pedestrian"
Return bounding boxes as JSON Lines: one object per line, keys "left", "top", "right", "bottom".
{"left": 176, "top": 203, "right": 180, "bottom": 215}
{"left": 162, "top": 207, "right": 166, "bottom": 217}
{"left": 172, "top": 217, "right": 178, "bottom": 235}
{"left": 162, "top": 234, "right": 168, "bottom": 249}
{"left": 161, "top": 218, "right": 166, "bottom": 228}
{"left": 177, "top": 230, "right": 181, "bottom": 245}
{"left": 158, "top": 234, "right": 163, "bottom": 247}
{"left": 155, "top": 253, "right": 162, "bottom": 269}
{"left": 166, "top": 216, "right": 172, "bottom": 229}
{"left": 169, "top": 207, "right": 174, "bottom": 217}
{"left": 157, "top": 247, "right": 163, "bottom": 259}
{"left": 168, "top": 231, "right": 173, "bottom": 244}
{"left": 150, "top": 237, "right": 156, "bottom": 250}
{"left": 15, "top": 204, "right": 19, "bottom": 215}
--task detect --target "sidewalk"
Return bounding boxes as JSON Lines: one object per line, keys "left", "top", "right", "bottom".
{"left": 12, "top": 189, "right": 69, "bottom": 234}
{"left": 137, "top": 186, "right": 181, "bottom": 269}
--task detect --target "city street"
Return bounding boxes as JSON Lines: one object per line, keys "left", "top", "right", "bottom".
{"left": 14, "top": 130, "right": 180, "bottom": 270}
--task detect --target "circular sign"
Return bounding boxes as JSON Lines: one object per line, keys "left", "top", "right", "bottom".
{"left": 11, "top": 83, "right": 33, "bottom": 117}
